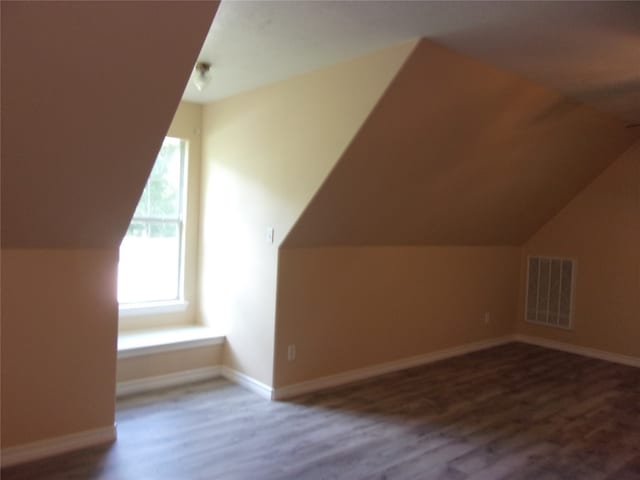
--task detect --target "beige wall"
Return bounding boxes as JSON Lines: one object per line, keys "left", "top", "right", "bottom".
{"left": 1, "top": 2, "right": 217, "bottom": 451}
{"left": 271, "top": 38, "right": 637, "bottom": 388}
{"left": 274, "top": 246, "right": 521, "bottom": 387}
{"left": 199, "top": 41, "right": 417, "bottom": 385}
{"left": 516, "top": 142, "right": 640, "bottom": 357}
{"left": 1, "top": 249, "right": 119, "bottom": 447}
{"left": 119, "top": 102, "right": 204, "bottom": 332}
{"left": 117, "top": 345, "right": 222, "bottom": 383}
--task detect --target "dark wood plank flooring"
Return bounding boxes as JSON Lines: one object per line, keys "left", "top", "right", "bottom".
{"left": 3, "top": 343, "right": 639, "bottom": 479}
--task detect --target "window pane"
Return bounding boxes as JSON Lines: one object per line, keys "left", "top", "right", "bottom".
{"left": 119, "top": 136, "right": 186, "bottom": 305}
{"left": 118, "top": 221, "right": 181, "bottom": 303}
{"left": 134, "top": 137, "right": 183, "bottom": 219}
{"left": 133, "top": 184, "right": 150, "bottom": 218}
{"left": 150, "top": 137, "right": 182, "bottom": 218}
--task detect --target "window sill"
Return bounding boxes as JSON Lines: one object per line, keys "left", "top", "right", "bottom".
{"left": 117, "top": 326, "right": 224, "bottom": 359}
{"left": 118, "top": 301, "right": 188, "bottom": 317}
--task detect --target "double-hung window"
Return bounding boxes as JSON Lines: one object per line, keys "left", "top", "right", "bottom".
{"left": 118, "top": 137, "right": 187, "bottom": 305}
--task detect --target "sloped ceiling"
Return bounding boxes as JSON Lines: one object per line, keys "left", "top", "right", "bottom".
{"left": 284, "top": 39, "right": 638, "bottom": 247}
{"left": 186, "top": 1, "right": 640, "bottom": 126}
{"left": 1, "top": 1, "right": 219, "bottom": 248}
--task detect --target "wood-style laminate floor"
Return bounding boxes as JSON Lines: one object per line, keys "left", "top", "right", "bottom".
{"left": 3, "top": 343, "right": 639, "bottom": 480}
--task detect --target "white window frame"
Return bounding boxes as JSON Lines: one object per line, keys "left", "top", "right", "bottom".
{"left": 118, "top": 137, "right": 188, "bottom": 310}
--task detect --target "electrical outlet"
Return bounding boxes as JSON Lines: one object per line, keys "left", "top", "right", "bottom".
{"left": 287, "top": 344, "right": 296, "bottom": 362}
{"left": 484, "top": 312, "right": 491, "bottom": 325}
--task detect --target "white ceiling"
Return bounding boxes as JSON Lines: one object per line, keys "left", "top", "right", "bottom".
{"left": 183, "top": 1, "right": 640, "bottom": 124}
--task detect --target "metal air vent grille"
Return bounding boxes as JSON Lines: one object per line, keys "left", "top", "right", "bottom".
{"left": 525, "top": 256, "right": 575, "bottom": 329}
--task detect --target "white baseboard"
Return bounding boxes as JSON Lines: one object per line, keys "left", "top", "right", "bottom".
{"left": 221, "top": 366, "right": 273, "bottom": 400}
{"left": 116, "top": 364, "right": 274, "bottom": 400}
{"left": 1, "top": 424, "right": 116, "bottom": 468}
{"left": 116, "top": 366, "right": 221, "bottom": 397}
{"left": 514, "top": 334, "right": 640, "bottom": 368}
{"left": 9, "top": 335, "right": 633, "bottom": 469}
{"left": 272, "top": 336, "right": 514, "bottom": 400}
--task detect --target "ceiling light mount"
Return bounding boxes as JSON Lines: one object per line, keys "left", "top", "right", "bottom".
{"left": 193, "top": 61, "right": 212, "bottom": 92}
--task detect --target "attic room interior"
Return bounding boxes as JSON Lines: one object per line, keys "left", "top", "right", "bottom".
{"left": 1, "top": 1, "right": 639, "bottom": 479}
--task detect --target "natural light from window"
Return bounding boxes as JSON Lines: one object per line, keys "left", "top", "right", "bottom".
{"left": 118, "top": 137, "right": 186, "bottom": 305}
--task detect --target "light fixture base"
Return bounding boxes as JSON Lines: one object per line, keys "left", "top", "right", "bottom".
{"left": 193, "top": 61, "right": 212, "bottom": 92}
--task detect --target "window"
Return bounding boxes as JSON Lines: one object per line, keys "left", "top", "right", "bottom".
{"left": 118, "top": 137, "right": 187, "bottom": 305}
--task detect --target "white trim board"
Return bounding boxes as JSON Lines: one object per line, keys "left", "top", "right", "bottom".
{"left": 117, "top": 328, "right": 224, "bottom": 359}
{"left": 514, "top": 334, "right": 640, "bottom": 369}
{"left": 116, "top": 366, "right": 221, "bottom": 397}
{"left": 272, "top": 336, "right": 514, "bottom": 400}
{"left": 8, "top": 335, "right": 636, "bottom": 468}
{"left": 116, "top": 335, "right": 639, "bottom": 401}
{"left": 1, "top": 425, "right": 116, "bottom": 468}
{"left": 221, "top": 366, "right": 274, "bottom": 400}
{"left": 116, "top": 365, "right": 274, "bottom": 400}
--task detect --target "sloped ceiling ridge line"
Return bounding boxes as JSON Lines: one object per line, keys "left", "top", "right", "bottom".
{"left": 280, "top": 39, "right": 421, "bottom": 248}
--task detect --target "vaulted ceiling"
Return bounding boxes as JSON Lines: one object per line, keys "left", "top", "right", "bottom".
{"left": 186, "top": 1, "right": 640, "bottom": 125}
{"left": 3, "top": 1, "right": 638, "bottom": 251}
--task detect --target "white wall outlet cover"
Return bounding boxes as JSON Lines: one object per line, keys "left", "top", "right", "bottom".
{"left": 287, "top": 344, "right": 296, "bottom": 361}
{"left": 265, "top": 227, "right": 274, "bottom": 243}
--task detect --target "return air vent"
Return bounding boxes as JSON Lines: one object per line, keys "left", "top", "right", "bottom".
{"left": 525, "top": 256, "right": 575, "bottom": 329}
